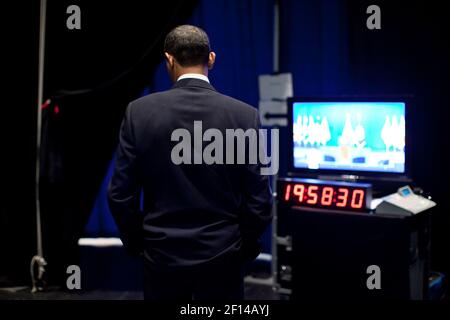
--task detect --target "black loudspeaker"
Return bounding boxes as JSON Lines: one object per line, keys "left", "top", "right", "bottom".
{"left": 275, "top": 204, "right": 431, "bottom": 300}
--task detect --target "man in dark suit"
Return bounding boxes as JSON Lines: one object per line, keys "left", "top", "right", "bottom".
{"left": 108, "top": 25, "right": 272, "bottom": 300}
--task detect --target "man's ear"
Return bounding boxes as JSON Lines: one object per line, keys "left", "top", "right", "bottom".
{"left": 165, "top": 52, "right": 174, "bottom": 69}
{"left": 208, "top": 52, "right": 216, "bottom": 70}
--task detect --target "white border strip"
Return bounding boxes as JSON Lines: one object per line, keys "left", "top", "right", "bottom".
{"left": 78, "top": 237, "right": 123, "bottom": 247}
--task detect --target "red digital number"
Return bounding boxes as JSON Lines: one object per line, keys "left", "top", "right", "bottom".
{"left": 285, "top": 183, "right": 366, "bottom": 210}
{"left": 321, "top": 187, "right": 333, "bottom": 206}
{"left": 306, "top": 186, "right": 319, "bottom": 204}
{"left": 351, "top": 189, "right": 365, "bottom": 209}
{"left": 336, "top": 188, "right": 349, "bottom": 207}
{"left": 293, "top": 184, "right": 305, "bottom": 202}
{"left": 284, "top": 184, "right": 292, "bottom": 201}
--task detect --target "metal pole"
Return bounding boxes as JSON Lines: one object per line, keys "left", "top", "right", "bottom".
{"left": 273, "top": 0, "right": 280, "bottom": 73}
{"left": 271, "top": 0, "right": 280, "bottom": 291}
{"left": 31, "top": 0, "right": 48, "bottom": 292}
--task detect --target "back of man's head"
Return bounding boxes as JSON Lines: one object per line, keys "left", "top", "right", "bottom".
{"left": 164, "top": 25, "right": 211, "bottom": 67}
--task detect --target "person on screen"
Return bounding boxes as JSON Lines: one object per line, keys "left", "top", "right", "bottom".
{"left": 381, "top": 115, "right": 392, "bottom": 152}
{"left": 354, "top": 113, "right": 366, "bottom": 149}
{"left": 107, "top": 25, "right": 272, "bottom": 300}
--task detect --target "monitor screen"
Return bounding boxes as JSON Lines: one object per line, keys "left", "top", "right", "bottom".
{"left": 291, "top": 101, "right": 406, "bottom": 174}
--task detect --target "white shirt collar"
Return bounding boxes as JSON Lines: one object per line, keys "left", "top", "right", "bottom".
{"left": 177, "top": 73, "right": 210, "bottom": 83}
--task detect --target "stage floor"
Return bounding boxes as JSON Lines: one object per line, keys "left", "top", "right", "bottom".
{"left": 0, "top": 279, "right": 279, "bottom": 300}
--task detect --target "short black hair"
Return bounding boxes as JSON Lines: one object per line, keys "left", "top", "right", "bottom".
{"left": 164, "top": 25, "right": 211, "bottom": 67}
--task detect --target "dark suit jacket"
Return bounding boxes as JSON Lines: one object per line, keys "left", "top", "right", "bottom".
{"left": 108, "top": 78, "right": 273, "bottom": 268}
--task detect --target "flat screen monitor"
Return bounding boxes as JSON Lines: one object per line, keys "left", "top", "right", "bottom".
{"left": 288, "top": 98, "right": 410, "bottom": 179}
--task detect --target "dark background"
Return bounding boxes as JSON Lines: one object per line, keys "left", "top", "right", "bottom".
{"left": 1, "top": 0, "right": 449, "bottom": 287}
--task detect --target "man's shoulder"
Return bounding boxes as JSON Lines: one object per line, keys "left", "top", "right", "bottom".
{"left": 129, "top": 91, "right": 170, "bottom": 108}
{"left": 129, "top": 88, "right": 257, "bottom": 115}
{"left": 211, "top": 92, "right": 258, "bottom": 119}
{"left": 215, "top": 92, "right": 255, "bottom": 110}
{"left": 125, "top": 91, "right": 175, "bottom": 119}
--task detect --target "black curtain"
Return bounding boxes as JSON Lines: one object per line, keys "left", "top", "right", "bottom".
{"left": 1, "top": 0, "right": 198, "bottom": 286}
{"left": 0, "top": 2, "right": 40, "bottom": 286}
{"left": 346, "top": 0, "right": 450, "bottom": 275}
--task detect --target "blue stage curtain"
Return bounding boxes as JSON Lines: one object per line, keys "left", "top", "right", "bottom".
{"left": 279, "top": 0, "right": 350, "bottom": 96}
{"left": 150, "top": 0, "right": 274, "bottom": 107}
{"left": 85, "top": 155, "right": 119, "bottom": 237}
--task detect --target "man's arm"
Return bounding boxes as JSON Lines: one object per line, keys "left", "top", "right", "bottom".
{"left": 107, "top": 104, "right": 144, "bottom": 256}
{"left": 239, "top": 110, "right": 273, "bottom": 260}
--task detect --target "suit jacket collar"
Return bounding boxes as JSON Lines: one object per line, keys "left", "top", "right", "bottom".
{"left": 171, "top": 78, "right": 216, "bottom": 92}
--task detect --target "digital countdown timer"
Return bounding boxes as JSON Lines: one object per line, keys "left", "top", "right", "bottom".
{"left": 278, "top": 178, "right": 372, "bottom": 211}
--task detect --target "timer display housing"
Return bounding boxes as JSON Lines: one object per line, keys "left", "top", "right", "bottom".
{"left": 278, "top": 178, "right": 372, "bottom": 212}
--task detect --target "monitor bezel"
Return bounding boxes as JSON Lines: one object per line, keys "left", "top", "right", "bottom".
{"left": 287, "top": 96, "right": 412, "bottom": 181}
